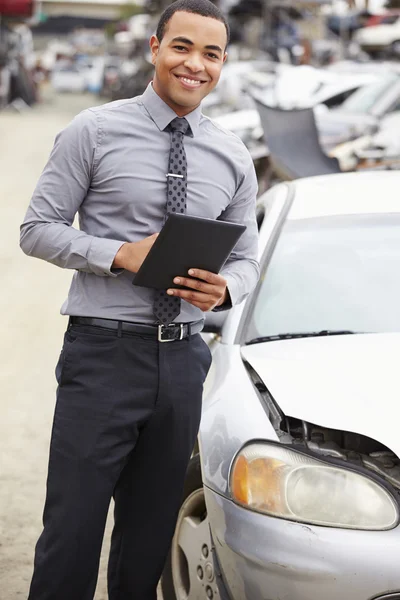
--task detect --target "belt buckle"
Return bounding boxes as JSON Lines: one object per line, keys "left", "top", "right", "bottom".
{"left": 158, "top": 323, "right": 184, "bottom": 342}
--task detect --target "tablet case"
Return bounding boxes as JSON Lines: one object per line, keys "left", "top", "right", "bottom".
{"left": 133, "top": 213, "right": 246, "bottom": 290}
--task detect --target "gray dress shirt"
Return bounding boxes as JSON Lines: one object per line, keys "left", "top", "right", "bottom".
{"left": 20, "top": 83, "right": 260, "bottom": 324}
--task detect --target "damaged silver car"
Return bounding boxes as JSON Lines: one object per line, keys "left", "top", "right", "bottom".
{"left": 161, "top": 171, "right": 400, "bottom": 600}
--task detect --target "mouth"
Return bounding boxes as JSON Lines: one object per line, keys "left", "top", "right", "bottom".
{"left": 174, "top": 74, "right": 208, "bottom": 90}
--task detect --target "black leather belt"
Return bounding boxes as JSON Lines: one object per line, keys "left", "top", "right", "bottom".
{"left": 69, "top": 316, "right": 204, "bottom": 342}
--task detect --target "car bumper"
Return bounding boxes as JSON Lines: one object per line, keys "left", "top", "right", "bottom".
{"left": 205, "top": 487, "right": 400, "bottom": 600}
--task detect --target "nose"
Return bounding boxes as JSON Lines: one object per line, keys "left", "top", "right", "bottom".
{"left": 183, "top": 53, "right": 206, "bottom": 73}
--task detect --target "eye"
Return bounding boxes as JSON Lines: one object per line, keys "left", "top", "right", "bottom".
{"left": 174, "top": 45, "right": 187, "bottom": 51}
{"left": 206, "top": 53, "right": 219, "bottom": 60}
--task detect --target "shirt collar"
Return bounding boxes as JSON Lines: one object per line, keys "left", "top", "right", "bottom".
{"left": 141, "top": 82, "right": 201, "bottom": 137}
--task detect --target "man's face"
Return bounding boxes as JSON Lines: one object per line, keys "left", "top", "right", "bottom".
{"left": 150, "top": 11, "right": 228, "bottom": 116}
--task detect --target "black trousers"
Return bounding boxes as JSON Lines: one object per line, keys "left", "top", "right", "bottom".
{"left": 28, "top": 322, "right": 212, "bottom": 600}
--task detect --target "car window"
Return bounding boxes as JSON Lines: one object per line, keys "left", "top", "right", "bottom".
{"left": 340, "top": 74, "right": 399, "bottom": 114}
{"left": 246, "top": 214, "right": 400, "bottom": 340}
{"left": 322, "top": 88, "right": 358, "bottom": 109}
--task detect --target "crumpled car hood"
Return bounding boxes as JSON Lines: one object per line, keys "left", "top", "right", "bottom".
{"left": 241, "top": 333, "right": 400, "bottom": 457}
{"left": 316, "top": 111, "right": 377, "bottom": 140}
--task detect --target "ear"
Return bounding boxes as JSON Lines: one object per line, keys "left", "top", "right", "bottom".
{"left": 150, "top": 34, "right": 160, "bottom": 65}
{"left": 222, "top": 52, "right": 228, "bottom": 64}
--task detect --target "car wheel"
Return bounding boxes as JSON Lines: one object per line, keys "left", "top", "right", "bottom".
{"left": 161, "top": 454, "right": 220, "bottom": 600}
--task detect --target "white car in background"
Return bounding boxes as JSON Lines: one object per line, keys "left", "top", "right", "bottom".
{"left": 51, "top": 62, "right": 87, "bottom": 93}
{"left": 355, "top": 14, "right": 400, "bottom": 56}
{"left": 161, "top": 171, "right": 400, "bottom": 600}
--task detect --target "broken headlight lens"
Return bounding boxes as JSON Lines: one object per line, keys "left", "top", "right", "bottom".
{"left": 230, "top": 443, "right": 398, "bottom": 530}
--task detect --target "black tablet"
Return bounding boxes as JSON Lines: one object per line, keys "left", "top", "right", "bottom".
{"left": 132, "top": 213, "right": 246, "bottom": 290}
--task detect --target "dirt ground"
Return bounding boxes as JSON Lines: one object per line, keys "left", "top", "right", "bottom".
{"left": 0, "top": 87, "right": 162, "bottom": 600}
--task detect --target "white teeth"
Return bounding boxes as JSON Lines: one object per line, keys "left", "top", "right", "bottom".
{"left": 180, "top": 77, "right": 202, "bottom": 86}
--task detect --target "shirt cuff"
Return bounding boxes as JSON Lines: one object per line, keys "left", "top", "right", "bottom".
{"left": 87, "top": 237, "right": 126, "bottom": 277}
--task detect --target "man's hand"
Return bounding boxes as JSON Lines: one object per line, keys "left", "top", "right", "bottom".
{"left": 112, "top": 234, "right": 159, "bottom": 273}
{"left": 167, "top": 269, "right": 228, "bottom": 311}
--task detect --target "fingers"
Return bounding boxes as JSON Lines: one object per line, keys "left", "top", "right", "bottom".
{"left": 167, "top": 286, "right": 223, "bottom": 311}
{"left": 167, "top": 285, "right": 220, "bottom": 311}
{"left": 187, "top": 269, "right": 226, "bottom": 286}
{"left": 176, "top": 295, "right": 213, "bottom": 310}
{"left": 166, "top": 270, "right": 227, "bottom": 311}
{"left": 167, "top": 288, "right": 210, "bottom": 304}
{"left": 172, "top": 276, "right": 214, "bottom": 294}
{"left": 169, "top": 269, "right": 226, "bottom": 293}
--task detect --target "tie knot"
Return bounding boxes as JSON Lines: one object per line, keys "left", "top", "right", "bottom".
{"left": 169, "top": 117, "right": 190, "bottom": 135}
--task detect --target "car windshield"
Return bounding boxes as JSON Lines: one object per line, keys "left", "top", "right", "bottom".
{"left": 339, "top": 74, "right": 399, "bottom": 114}
{"left": 246, "top": 213, "right": 400, "bottom": 342}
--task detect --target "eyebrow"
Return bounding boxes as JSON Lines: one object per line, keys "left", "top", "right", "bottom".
{"left": 171, "top": 36, "right": 223, "bottom": 54}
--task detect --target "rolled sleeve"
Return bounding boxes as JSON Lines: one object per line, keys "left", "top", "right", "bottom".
{"left": 20, "top": 109, "right": 126, "bottom": 276}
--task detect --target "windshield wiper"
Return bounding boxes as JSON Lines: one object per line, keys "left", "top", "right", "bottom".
{"left": 246, "top": 330, "right": 356, "bottom": 345}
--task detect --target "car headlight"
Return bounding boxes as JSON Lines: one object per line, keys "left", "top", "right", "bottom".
{"left": 230, "top": 443, "right": 398, "bottom": 530}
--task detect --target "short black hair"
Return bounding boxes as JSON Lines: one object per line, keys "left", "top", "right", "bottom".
{"left": 156, "top": 0, "right": 230, "bottom": 47}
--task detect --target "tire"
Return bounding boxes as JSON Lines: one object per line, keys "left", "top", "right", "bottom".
{"left": 10, "top": 65, "right": 36, "bottom": 105}
{"left": 161, "top": 454, "right": 227, "bottom": 600}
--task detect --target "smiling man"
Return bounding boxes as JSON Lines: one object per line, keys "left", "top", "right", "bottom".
{"left": 150, "top": 6, "right": 228, "bottom": 114}
{"left": 20, "top": 1, "right": 259, "bottom": 599}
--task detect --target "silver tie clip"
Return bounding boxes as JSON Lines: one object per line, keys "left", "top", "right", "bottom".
{"left": 166, "top": 173, "right": 184, "bottom": 179}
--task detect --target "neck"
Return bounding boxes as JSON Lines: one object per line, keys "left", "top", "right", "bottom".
{"left": 151, "top": 81, "right": 200, "bottom": 117}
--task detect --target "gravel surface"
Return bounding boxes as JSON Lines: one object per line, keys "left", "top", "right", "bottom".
{"left": 0, "top": 87, "right": 163, "bottom": 600}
